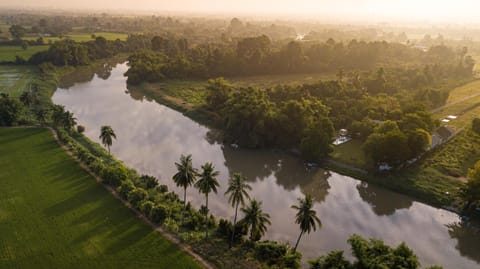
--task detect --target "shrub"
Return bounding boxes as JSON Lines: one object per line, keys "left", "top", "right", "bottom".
{"left": 117, "top": 179, "right": 135, "bottom": 200}
{"left": 137, "top": 174, "right": 159, "bottom": 189}
{"left": 150, "top": 204, "right": 170, "bottom": 224}
{"left": 101, "top": 164, "right": 128, "bottom": 187}
{"left": 127, "top": 188, "right": 148, "bottom": 209}
{"left": 254, "top": 241, "right": 288, "bottom": 265}
{"left": 473, "top": 118, "right": 480, "bottom": 135}
{"left": 164, "top": 217, "right": 179, "bottom": 233}
{"left": 140, "top": 200, "right": 155, "bottom": 216}
{"left": 157, "top": 184, "right": 169, "bottom": 193}
{"left": 77, "top": 125, "right": 85, "bottom": 133}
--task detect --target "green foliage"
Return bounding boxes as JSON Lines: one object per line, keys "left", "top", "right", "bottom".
{"left": 100, "top": 164, "right": 128, "bottom": 187}
{"left": 309, "top": 234, "right": 438, "bottom": 269}
{"left": 136, "top": 174, "right": 159, "bottom": 189}
{"left": 460, "top": 160, "right": 480, "bottom": 209}
{"left": 239, "top": 199, "right": 271, "bottom": 242}
{"left": 300, "top": 117, "right": 335, "bottom": 160}
{"left": 150, "top": 204, "right": 171, "bottom": 224}
{"left": 127, "top": 188, "right": 148, "bottom": 209}
{"left": 309, "top": 250, "right": 351, "bottom": 269}
{"left": 254, "top": 241, "right": 301, "bottom": 268}
{"left": 76, "top": 125, "right": 85, "bottom": 133}
{"left": 0, "top": 95, "right": 22, "bottom": 126}
{"left": 99, "top": 125, "right": 116, "bottom": 153}
{"left": 472, "top": 118, "right": 480, "bottom": 135}
{"left": 117, "top": 179, "right": 135, "bottom": 200}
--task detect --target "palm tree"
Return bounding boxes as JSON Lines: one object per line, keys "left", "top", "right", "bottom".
{"left": 225, "top": 173, "right": 251, "bottom": 248}
{"left": 239, "top": 199, "right": 271, "bottom": 242}
{"left": 195, "top": 162, "right": 220, "bottom": 239}
{"left": 99, "top": 125, "right": 116, "bottom": 154}
{"left": 172, "top": 154, "right": 198, "bottom": 220}
{"left": 291, "top": 194, "right": 321, "bottom": 252}
{"left": 63, "top": 111, "right": 77, "bottom": 133}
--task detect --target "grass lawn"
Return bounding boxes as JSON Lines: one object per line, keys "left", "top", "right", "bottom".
{"left": 0, "top": 65, "right": 38, "bottom": 97}
{"left": 0, "top": 128, "right": 201, "bottom": 269}
{"left": 330, "top": 139, "right": 367, "bottom": 168}
{"left": 0, "top": 45, "right": 49, "bottom": 63}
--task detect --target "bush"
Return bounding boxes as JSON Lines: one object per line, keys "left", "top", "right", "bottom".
{"left": 473, "top": 118, "right": 480, "bottom": 135}
{"left": 77, "top": 125, "right": 85, "bottom": 133}
{"left": 117, "top": 179, "right": 135, "bottom": 200}
{"left": 157, "top": 184, "right": 169, "bottom": 193}
{"left": 140, "top": 200, "right": 155, "bottom": 216}
{"left": 127, "top": 188, "right": 148, "bottom": 209}
{"left": 150, "top": 204, "right": 170, "bottom": 224}
{"left": 137, "top": 174, "right": 159, "bottom": 189}
{"left": 254, "top": 241, "right": 288, "bottom": 265}
{"left": 101, "top": 164, "right": 128, "bottom": 187}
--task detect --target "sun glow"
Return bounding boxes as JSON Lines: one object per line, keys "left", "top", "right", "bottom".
{"left": 2, "top": 0, "right": 480, "bottom": 23}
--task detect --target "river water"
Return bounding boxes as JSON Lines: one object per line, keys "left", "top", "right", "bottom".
{"left": 52, "top": 62, "right": 480, "bottom": 269}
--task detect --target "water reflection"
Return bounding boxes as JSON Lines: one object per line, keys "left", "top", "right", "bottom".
{"left": 447, "top": 219, "right": 480, "bottom": 264}
{"left": 52, "top": 62, "right": 480, "bottom": 269}
{"left": 357, "top": 181, "right": 413, "bottom": 216}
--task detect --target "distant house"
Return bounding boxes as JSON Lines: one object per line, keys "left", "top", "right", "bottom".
{"left": 431, "top": 126, "right": 455, "bottom": 148}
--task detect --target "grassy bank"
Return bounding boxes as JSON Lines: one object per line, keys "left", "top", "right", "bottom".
{"left": 0, "top": 127, "right": 202, "bottom": 269}
{"left": 0, "top": 65, "right": 38, "bottom": 97}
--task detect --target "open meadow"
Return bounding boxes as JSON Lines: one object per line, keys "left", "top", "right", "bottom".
{"left": 0, "top": 65, "right": 37, "bottom": 97}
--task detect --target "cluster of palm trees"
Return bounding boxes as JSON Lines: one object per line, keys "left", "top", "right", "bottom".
{"left": 172, "top": 154, "right": 322, "bottom": 251}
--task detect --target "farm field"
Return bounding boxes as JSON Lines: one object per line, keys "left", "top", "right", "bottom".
{"left": 0, "top": 128, "right": 201, "bottom": 269}
{"left": 433, "top": 79, "right": 480, "bottom": 129}
{"left": 0, "top": 65, "right": 37, "bottom": 97}
{"left": 22, "top": 32, "right": 129, "bottom": 42}
{"left": 0, "top": 45, "right": 49, "bottom": 62}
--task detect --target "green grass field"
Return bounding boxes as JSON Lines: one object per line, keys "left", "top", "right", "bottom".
{"left": 0, "top": 128, "right": 201, "bottom": 269}
{"left": 0, "top": 45, "right": 49, "bottom": 63}
{"left": 22, "top": 32, "right": 128, "bottom": 43}
{"left": 433, "top": 80, "right": 480, "bottom": 129}
{"left": 330, "top": 139, "right": 367, "bottom": 168}
{"left": 0, "top": 65, "right": 38, "bottom": 97}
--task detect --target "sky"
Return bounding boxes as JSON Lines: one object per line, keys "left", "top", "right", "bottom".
{"left": 2, "top": 0, "right": 480, "bottom": 23}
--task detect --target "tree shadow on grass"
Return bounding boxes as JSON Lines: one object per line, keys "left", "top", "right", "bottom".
{"left": 0, "top": 128, "right": 44, "bottom": 145}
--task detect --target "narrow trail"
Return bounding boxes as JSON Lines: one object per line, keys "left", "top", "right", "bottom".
{"left": 430, "top": 92, "right": 480, "bottom": 113}
{"left": 46, "top": 127, "right": 214, "bottom": 269}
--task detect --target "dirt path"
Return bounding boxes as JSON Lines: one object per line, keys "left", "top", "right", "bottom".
{"left": 430, "top": 92, "right": 480, "bottom": 113}
{"left": 46, "top": 127, "right": 214, "bottom": 269}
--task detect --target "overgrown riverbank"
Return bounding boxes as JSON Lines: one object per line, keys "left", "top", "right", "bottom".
{"left": 129, "top": 81, "right": 474, "bottom": 213}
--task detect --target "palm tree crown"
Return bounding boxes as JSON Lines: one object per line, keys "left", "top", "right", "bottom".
{"left": 195, "top": 162, "right": 220, "bottom": 239}
{"left": 291, "top": 194, "right": 321, "bottom": 251}
{"left": 172, "top": 154, "right": 198, "bottom": 211}
{"left": 240, "top": 199, "right": 271, "bottom": 241}
{"left": 225, "top": 173, "right": 251, "bottom": 247}
{"left": 99, "top": 125, "right": 116, "bottom": 153}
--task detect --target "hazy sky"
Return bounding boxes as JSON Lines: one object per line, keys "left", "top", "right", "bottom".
{"left": 2, "top": 0, "right": 480, "bottom": 22}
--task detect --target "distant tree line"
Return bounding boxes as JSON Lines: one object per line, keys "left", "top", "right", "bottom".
{"left": 124, "top": 34, "right": 475, "bottom": 84}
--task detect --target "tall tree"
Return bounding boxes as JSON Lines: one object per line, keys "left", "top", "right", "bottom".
{"left": 99, "top": 125, "right": 116, "bottom": 154}
{"left": 195, "top": 162, "right": 220, "bottom": 239}
{"left": 291, "top": 194, "right": 322, "bottom": 252}
{"left": 172, "top": 154, "right": 198, "bottom": 220}
{"left": 239, "top": 199, "right": 271, "bottom": 242}
{"left": 461, "top": 160, "right": 480, "bottom": 210}
{"left": 225, "top": 173, "right": 251, "bottom": 248}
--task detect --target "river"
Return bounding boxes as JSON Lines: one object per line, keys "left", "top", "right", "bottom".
{"left": 52, "top": 62, "right": 480, "bottom": 269}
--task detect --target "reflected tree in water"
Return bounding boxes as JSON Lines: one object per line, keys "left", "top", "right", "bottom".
{"left": 447, "top": 220, "right": 480, "bottom": 264}
{"left": 356, "top": 181, "right": 413, "bottom": 216}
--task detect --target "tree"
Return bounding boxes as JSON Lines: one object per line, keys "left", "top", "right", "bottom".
{"left": 225, "top": 173, "right": 252, "bottom": 248}
{"left": 99, "top": 125, "right": 116, "bottom": 154}
{"left": 0, "top": 95, "right": 21, "bottom": 126}
{"left": 172, "top": 154, "right": 198, "bottom": 220}
{"left": 460, "top": 160, "right": 480, "bottom": 210}
{"left": 9, "top": 24, "right": 26, "bottom": 39}
{"left": 291, "top": 194, "right": 321, "bottom": 252}
{"left": 309, "top": 234, "right": 430, "bottom": 269}
{"left": 239, "top": 199, "right": 271, "bottom": 242}
{"left": 300, "top": 117, "right": 335, "bottom": 160}
{"left": 195, "top": 162, "right": 220, "bottom": 239}
{"left": 19, "top": 91, "right": 35, "bottom": 107}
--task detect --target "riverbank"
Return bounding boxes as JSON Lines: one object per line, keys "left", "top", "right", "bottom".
{"left": 130, "top": 81, "right": 470, "bottom": 212}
